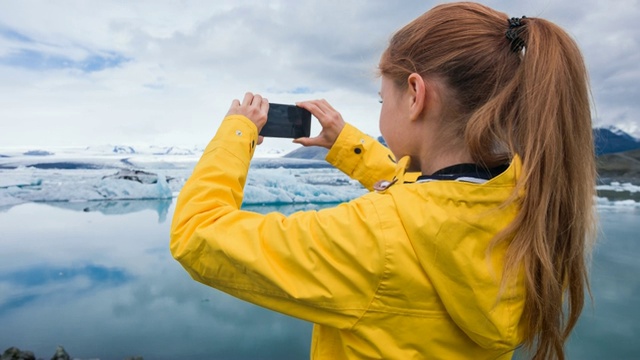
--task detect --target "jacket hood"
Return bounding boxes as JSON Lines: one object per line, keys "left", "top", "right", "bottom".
{"left": 387, "top": 156, "right": 526, "bottom": 350}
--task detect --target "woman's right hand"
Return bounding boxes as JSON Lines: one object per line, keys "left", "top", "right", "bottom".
{"left": 294, "top": 99, "right": 346, "bottom": 149}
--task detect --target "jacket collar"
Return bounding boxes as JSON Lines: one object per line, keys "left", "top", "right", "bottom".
{"left": 374, "top": 155, "right": 521, "bottom": 191}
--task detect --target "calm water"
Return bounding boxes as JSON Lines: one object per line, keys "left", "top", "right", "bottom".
{"left": 0, "top": 200, "right": 638, "bottom": 359}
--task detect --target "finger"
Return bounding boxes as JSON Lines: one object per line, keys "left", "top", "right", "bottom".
{"left": 316, "top": 99, "right": 342, "bottom": 118}
{"left": 242, "top": 92, "right": 253, "bottom": 105}
{"left": 251, "top": 94, "right": 262, "bottom": 106}
{"left": 319, "top": 99, "right": 336, "bottom": 112}
{"left": 257, "top": 135, "right": 264, "bottom": 145}
{"left": 261, "top": 98, "right": 269, "bottom": 114}
{"left": 297, "top": 101, "right": 327, "bottom": 124}
{"left": 293, "top": 137, "right": 320, "bottom": 147}
{"left": 226, "top": 99, "right": 242, "bottom": 116}
{"left": 297, "top": 100, "right": 320, "bottom": 112}
{"left": 292, "top": 137, "right": 310, "bottom": 146}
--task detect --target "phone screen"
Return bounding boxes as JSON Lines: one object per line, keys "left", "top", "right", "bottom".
{"left": 260, "top": 103, "right": 312, "bottom": 139}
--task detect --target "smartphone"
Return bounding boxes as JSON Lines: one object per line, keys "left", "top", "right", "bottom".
{"left": 260, "top": 103, "right": 312, "bottom": 139}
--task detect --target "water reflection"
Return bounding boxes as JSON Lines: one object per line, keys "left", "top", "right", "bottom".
{"left": 2, "top": 199, "right": 333, "bottom": 225}
{"left": 0, "top": 202, "right": 312, "bottom": 360}
{"left": 565, "top": 209, "right": 640, "bottom": 359}
{"left": 0, "top": 202, "right": 639, "bottom": 359}
{"left": 0, "top": 264, "right": 131, "bottom": 316}
{"left": 45, "top": 199, "right": 173, "bottom": 223}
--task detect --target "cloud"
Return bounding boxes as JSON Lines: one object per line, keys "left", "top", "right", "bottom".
{"left": 0, "top": 263, "right": 131, "bottom": 316}
{"left": 0, "top": 26, "right": 34, "bottom": 43}
{"left": 0, "top": 0, "right": 638, "bottom": 150}
{"left": 0, "top": 48, "right": 130, "bottom": 72}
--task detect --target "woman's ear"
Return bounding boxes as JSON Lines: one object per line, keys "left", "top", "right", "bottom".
{"left": 406, "top": 73, "right": 426, "bottom": 121}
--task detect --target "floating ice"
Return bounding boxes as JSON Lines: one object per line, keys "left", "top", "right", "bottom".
{"left": 0, "top": 167, "right": 173, "bottom": 206}
{"left": 1, "top": 147, "right": 638, "bottom": 212}
{"left": 0, "top": 173, "right": 42, "bottom": 189}
{"left": 243, "top": 167, "right": 365, "bottom": 205}
{"left": 0, "top": 148, "right": 366, "bottom": 209}
{"left": 597, "top": 182, "right": 640, "bottom": 193}
{"left": 95, "top": 174, "right": 172, "bottom": 200}
{"left": 595, "top": 196, "right": 640, "bottom": 211}
{"left": 0, "top": 192, "right": 25, "bottom": 208}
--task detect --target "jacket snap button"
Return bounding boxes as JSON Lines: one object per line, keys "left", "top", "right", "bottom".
{"left": 373, "top": 178, "right": 398, "bottom": 191}
{"left": 236, "top": 130, "right": 242, "bottom": 136}
{"left": 354, "top": 147, "right": 362, "bottom": 154}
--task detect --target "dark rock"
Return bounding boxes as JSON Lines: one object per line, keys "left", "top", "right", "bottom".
{"left": 23, "top": 150, "right": 54, "bottom": 156}
{"left": 102, "top": 169, "right": 159, "bottom": 184}
{"left": 1, "top": 347, "right": 35, "bottom": 360}
{"left": 112, "top": 145, "right": 136, "bottom": 154}
{"left": 50, "top": 346, "right": 69, "bottom": 360}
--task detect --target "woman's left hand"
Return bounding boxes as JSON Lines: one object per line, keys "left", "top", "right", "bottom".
{"left": 226, "top": 92, "right": 269, "bottom": 144}
{"left": 294, "top": 99, "right": 346, "bottom": 149}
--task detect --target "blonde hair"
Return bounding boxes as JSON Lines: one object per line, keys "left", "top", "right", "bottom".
{"left": 379, "top": 3, "right": 596, "bottom": 359}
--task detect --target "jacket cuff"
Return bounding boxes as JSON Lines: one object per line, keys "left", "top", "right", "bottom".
{"left": 326, "top": 123, "right": 367, "bottom": 172}
{"left": 326, "top": 123, "right": 382, "bottom": 188}
{"left": 203, "top": 115, "right": 259, "bottom": 167}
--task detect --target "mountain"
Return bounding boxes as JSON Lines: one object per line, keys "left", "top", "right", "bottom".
{"left": 593, "top": 126, "right": 640, "bottom": 155}
{"left": 281, "top": 135, "right": 386, "bottom": 160}
{"left": 283, "top": 146, "right": 328, "bottom": 160}
{"left": 150, "top": 146, "right": 197, "bottom": 155}
{"left": 85, "top": 145, "right": 136, "bottom": 154}
{"left": 283, "top": 127, "right": 640, "bottom": 184}
{"left": 284, "top": 127, "right": 640, "bottom": 159}
{"left": 596, "top": 148, "right": 640, "bottom": 182}
{"left": 379, "top": 127, "right": 640, "bottom": 156}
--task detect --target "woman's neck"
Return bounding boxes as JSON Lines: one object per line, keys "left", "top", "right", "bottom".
{"left": 418, "top": 145, "right": 475, "bottom": 176}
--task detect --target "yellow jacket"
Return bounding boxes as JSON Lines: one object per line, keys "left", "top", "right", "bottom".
{"left": 170, "top": 115, "right": 526, "bottom": 359}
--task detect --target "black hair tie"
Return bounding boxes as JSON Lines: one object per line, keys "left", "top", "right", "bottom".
{"left": 506, "top": 16, "right": 526, "bottom": 53}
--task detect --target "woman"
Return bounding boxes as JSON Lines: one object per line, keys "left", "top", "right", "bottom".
{"left": 170, "top": 2, "right": 596, "bottom": 359}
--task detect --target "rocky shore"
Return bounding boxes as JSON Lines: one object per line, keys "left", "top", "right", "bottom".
{"left": 596, "top": 148, "right": 640, "bottom": 184}
{"left": 1, "top": 346, "right": 143, "bottom": 360}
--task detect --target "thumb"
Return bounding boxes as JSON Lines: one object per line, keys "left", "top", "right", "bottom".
{"left": 293, "top": 137, "right": 314, "bottom": 147}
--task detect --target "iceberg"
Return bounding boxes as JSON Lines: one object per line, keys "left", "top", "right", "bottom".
{"left": 1, "top": 146, "right": 638, "bottom": 212}
{"left": 596, "top": 182, "right": 640, "bottom": 204}
{"left": 0, "top": 192, "right": 25, "bottom": 208}
{"left": 595, "top": 196, "right": 640, "bottom": 211}
{"left": 0, "top": 168, "right": 172, "bottom": 206}
{"left": 0, "top": 148, "right": 366, "bottom": 209}
{"left": 596, "top": 182, "right": 640, "bottom": 193}
{"left": 243, "top": 167, "right": 366, "bottom": 205}
{"left": 0, "top": 164, "right": 364, "bottom": 209}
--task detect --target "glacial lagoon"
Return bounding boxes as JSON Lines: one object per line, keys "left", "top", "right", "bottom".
{"left": 0, "top": 199, "right": 639, "bottom": 359}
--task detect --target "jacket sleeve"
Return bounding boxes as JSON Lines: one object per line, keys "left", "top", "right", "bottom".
{"left": 325, "top": 123, "right": 398, "bottom": 191}
{"left": 170, "top": 115, "right": 385, "bottom": 329}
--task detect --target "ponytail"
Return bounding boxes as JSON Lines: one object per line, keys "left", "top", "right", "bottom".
{"left": 380, "top": 3, "right": 596, "bottom": 359}
{"left": 487, "top": 17, "right": 597, "bottom": 360}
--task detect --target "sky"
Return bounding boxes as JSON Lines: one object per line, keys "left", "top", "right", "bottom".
{"left": 0, "top": 0, "right": 638, "bottom": 152}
